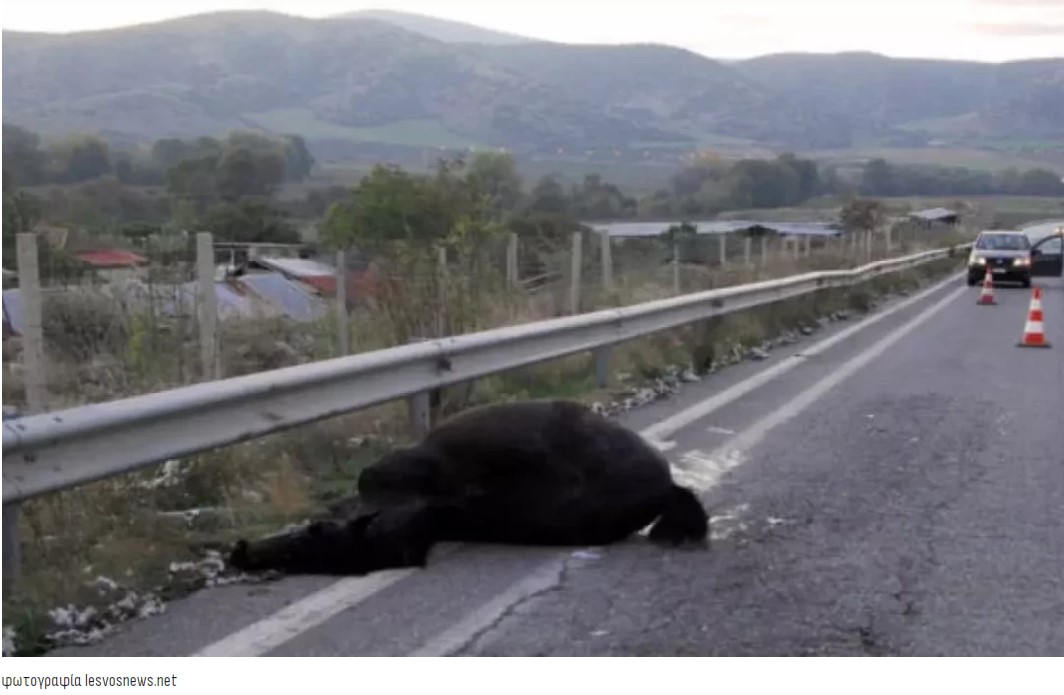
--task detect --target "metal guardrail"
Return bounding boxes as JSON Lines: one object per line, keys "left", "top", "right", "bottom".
{"left": 2, "top": 245, "right": 968, "bottom": 509}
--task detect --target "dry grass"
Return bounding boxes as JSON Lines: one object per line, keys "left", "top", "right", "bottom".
{"left": 1, "top": 226, "right": 971, "bottom": 656}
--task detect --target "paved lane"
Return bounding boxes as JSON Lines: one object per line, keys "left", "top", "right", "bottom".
{"left": 50, "top": 271, "right": 1063, "bottom": 657}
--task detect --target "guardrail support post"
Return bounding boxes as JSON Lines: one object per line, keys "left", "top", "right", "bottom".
{"left": 744, "top": 237, "right": 752, "bottom": 266}
{"left": 718, "top": 234, "right": 727, "bottom": 267}
{"left": 760, "top": 236, "right": 768, "bottom": 268}
{"left": 593, "top": 346, "right": 611, "bottom": 388}
{"left": 406, "top": 336, "right": 435, "bottom": 437}
{"left": 408, "top": 391, "right": 431, "bottom": 438}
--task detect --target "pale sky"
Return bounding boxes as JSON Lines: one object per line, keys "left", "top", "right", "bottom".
{"left": 3, "top": 0, "right": 1063, "bottom": 61}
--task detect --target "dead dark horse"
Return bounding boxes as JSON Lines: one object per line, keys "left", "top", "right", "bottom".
{"left": 228, "top": 399, "right": 709, "bottom": 576}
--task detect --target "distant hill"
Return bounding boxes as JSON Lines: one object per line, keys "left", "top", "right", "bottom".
{"left": 472, "top": 42, "right": 856, "bottom": 148}
{"left": 337, "top": 9, "right": 536, "bottom": 45}
{"left": 2, "top": 11, "right": 1062, "bottom": 161}
{"left": 735, "top": 52, "right": 1064, "bottom": 141}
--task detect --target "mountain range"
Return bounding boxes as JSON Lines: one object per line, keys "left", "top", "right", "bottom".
{"left": 3, "top": 9, "right": 1062, "bottom": 161}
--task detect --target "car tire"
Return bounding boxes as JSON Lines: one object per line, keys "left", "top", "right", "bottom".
{"left": 1022, "top": 278, "right": 1031, "bottom": 289}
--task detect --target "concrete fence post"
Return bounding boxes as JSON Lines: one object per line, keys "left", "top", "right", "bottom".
{"left": 335, "top": 248, "right": 349, "bottom": 356}
{"left": 6, "top": 232, "right": 49, "bottom": 592}
{"left": 600, "top": 229, "right": 613, "bottom": 293}
{"left": 569, "top": 231, "right": 582, "bottom": 315}
{"left": 672, "top": 239, "right": 681, "bottom": 295}
{"left": 506, "top": 233, "right": 518, "bottom": 289}
{"left": 196, "top": 232, "right": 218, "bottom": 380}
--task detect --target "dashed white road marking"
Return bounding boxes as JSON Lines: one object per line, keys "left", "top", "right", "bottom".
{"left": 706, "top": 425, "right": 737, "bottom": 435}
{"left": 708, "top": 285, "right": 965, "bottom": 461}
{"left": 191, "top": 543, "right": 463, "bottom": 657}
{"left": 671, "top": 284, "right": 966, "bottom": 498}
{"left": 186, "top": 271, "right": 966, "bottom": 658}
{"left": 641, "top": 271, "right": 965, "bottom": 443}
{"left": 645, "top": 437, "right": 677, "bottom": 452}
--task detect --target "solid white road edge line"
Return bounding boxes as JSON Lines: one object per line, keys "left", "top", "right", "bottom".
{"left": 402, "top": 282, "right": 967, "bottom": 656}
{"left": 191, "top": 543, "right": 464, "bottom": 657}
{"left": 640, "top": 271, "right": 965, "bottom": 443}
{"left": 676, "top": 284, "right": 967, "bottom": 494}
{"left": 191, "top": 270, "right": 965, "bottom": 658}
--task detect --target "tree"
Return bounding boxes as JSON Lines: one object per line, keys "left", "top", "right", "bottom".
{"left": 165, "top": 155, "right": 221, "bottom": 212}
{"left": 200, "top": 199, "right": 299, "bottom": 244}
{"left": 321, "top": 164, "right": 450, "bottom": 248}
{"left": 861, "top": 159, "right": 895, "bottom": 196}
{"left": 216, "top": 146, "right": 286, "bottom": 201}
{"left": 777, "top": 153, "right": 821, "bottom": 201}
{"left": 281, "top": 134, "right": 316, "bottom": 182}
{"left": 527, "top": 176, "right": 570, "bottom": 216}
{"left": 2, "top": 123, "right": 47, "bottom": 186}
{"left": 49, "top": 135, "right": 112, "bottom": 183}
{"left": 3, "top": 182, "right": 42, "bottom": 270}
{"left": 570, "top": 174, "right": 637, "bottom": 219}
{"left": 1018, "top": 168, "right": 1064, "bottom": 196}
{"left": 840, "top": 197, "right": 886, "bottom": 232}
{"left": 464, "top": 151, "right": 523, "bottom": 220}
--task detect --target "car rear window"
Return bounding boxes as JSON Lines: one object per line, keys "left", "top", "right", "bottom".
{"left": 975, "top": 234, "right": 1030, "bottom": 251}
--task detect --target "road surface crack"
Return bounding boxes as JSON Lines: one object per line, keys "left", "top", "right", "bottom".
{"left": 448, "top": 554, "right": 574, "bottom": 656}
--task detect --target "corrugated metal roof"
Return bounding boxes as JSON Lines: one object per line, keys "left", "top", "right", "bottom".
{"left": 296, "top": 269, "right": 388, "bottom": 302}
{"left": 590, "top": 220, "right": 721, "bottom": 238}
{"left": 592, "top": 220, "right": 841, "bottom": 238}
{"left": 159, "top": 282, "right": 266, "bottom": 321}
{"left": 909, "top": 208, "right": 958, "bottom": 221}
{"left": 255, "top": 256, "right": 336, "bottom": 278}
{"left": 76, "top": 250, "right": 148, "bottom": 267}
{"left": 3, "top": 289, "right": 22, "bottom": 336}
{"left": 239, "top": 273, "right": 327, "bottom": 322}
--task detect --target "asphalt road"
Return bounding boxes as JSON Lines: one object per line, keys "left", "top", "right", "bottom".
{"left": 49, "top": 268, "right": 1064, "bottom": 657}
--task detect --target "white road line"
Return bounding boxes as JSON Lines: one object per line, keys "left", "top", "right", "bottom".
{"left": 640, "top": 271, "right": 965, "bottom": 443}
{"left": 191, "top": 543, "right": 463, "bottom": 657}
{"left": 403, "top": 279, "right": 966, "bottom": 656}
{"left": 644, "top": 437, "right": 676, "bottom": 452}
{"left": 685, "top": 284, "right": 967, "bottom": 492}
{"left": 706, "top": 425, "right": 736, "bottom": 435}
{"left": 190, "top": 271, "right": 964, "bottom": 658}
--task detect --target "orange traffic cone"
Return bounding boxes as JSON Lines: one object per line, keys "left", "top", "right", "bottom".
{"left": 977, "top": 264, "right": 996, "bottom": 305}
{"left": 1017, "top": 287, "right": 1051, "bottom": 348}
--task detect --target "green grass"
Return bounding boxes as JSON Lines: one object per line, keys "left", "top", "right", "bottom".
{"left": 808, "top": 147, "right": 1064, "bottom": 175}
{"left": 1, "top": 233, "right": 968, "bottom": 656}
{"left": 894, "top": 113, "right": 986, "bottom": 135}
{"left": 246, "top": 109, "right": 481, "bottom": 149}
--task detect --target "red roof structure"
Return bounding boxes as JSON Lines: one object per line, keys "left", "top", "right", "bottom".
{"left": 76, "top": 250, "right": 148, "bottom": 268}
{"left": 295, "top": 269, "right": 393, "bottom": 306}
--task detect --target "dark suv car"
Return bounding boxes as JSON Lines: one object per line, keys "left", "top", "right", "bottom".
{"left": 967, "top": 231, "right": 1034, "bottom": 288}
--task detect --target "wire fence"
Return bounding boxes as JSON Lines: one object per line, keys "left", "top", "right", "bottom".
{"left": 2, "top": 222, "right": 972, "bottom": 414}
